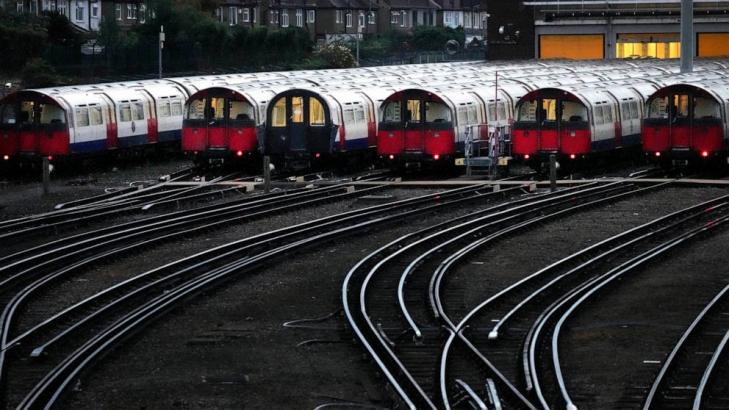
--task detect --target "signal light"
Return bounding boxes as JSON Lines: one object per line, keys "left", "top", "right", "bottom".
{"left": 389, "top": 154, "right": 394, "bottom": 160}
{"left": 2, "top": 155, "right": 8, "bottom": 161}
{"left": 569, "top": 154, "right": 576, "bottom": 160}
{"left": 433, "top": 154, "right": 440, "bottom": 160}
{"left": 236, "top": 150, "right": 243, "bottom": 157}
{"left": 315, "top": 152, "right": 321, "bottom": 158}
{"left": 524, "top": 154, "right": 530, "bottom": 160}
{"left": 702, "top": 151, "right": 709, "bottom": 158}
{"left": 655, "top": 152, "right": 661, "bottom": 157}
{"left": 48, "top": 156, "right": 53, "bottom": 161}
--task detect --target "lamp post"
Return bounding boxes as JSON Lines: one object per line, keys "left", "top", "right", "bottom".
{"left": 158, "top": 25, "right": 165, "bottom": 79}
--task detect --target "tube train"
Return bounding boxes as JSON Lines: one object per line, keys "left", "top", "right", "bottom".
{"left": 181, "top": 59, "right": 707, "bottom": 168}
{"left": 643, "top": 77, "right": 729, "bottom": 165}
{"left": 510, "top": 66, "right": 729, "bottom": 167}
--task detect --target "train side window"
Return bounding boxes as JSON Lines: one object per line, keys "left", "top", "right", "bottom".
{"left": 170, "top": 100, "right": 183, "bottom": 116}
{"left": 309, "top": 97, "right": 325, "bottom": 126}
{"left": 186, "top": 99, "right": 206, "bottom": 120}
{"left": 132, "top": 102, "right": 145, "bottom": 121}
{"left": 487, "top": 103, "right": 496, "bottom": 121}
{"left": 594, "top": 106, "right": 604, "bottom": 125}
{"left": 457, "top": 107, "right": 467, "bottom": 125}
{"left": 159, "top": 100, "right": 171, "bottom": 117}
{"left": 693, "top": 97, "right": 720, "bottom": 119}
{"left": 383, "top": 102, "right": 400, "bottom": 122}
{"left": 629, "top": 101, "right": 639, "bottom": 119}
{"left": 406, "top": 99, "right": 421, "bottom": 123}
{"left": 466, "top": 105, "right": 477, "bottom": 124}
{"left": 89, "top": 106, "right": 103, "bottom": 125}
{"left": 497, "top": 102, "right": 507, "bottom": 120}
{"left": 516, "top": 100, "right": 537, "bottom": 122}
{"left": 425, "top": 102, "right": 451, "bottom": 122}
{"left": 603, "top": 105, "right": 613, "bottom": 123}
{"left": 75, "top": 106, "right": 90, "bottom": 127}
{"left": 355, "top": 108, "right": 365, "bottom": 123}
{"left": 39, "top": 103, "right": 65, "bottom": 124}
{"left": 343, "top": 108, "right": 355, "bottom": 125}
{"left": 119, "top": 103, "right": 132, "bottom": 122}
{"left": 271, "top": 98, "right": 286, "bottom": 127}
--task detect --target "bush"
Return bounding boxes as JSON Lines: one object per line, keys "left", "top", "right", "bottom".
{"left": 21, "top": 58, "right": 63, "bottom": 88}
{"left": 315, "top": 43, "right": 356, "bottom": 68}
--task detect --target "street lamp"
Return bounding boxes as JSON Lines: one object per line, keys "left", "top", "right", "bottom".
{"left": 159, "top": 25, "right": 165, "bottom": 79}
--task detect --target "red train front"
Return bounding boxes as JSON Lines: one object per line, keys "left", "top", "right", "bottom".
{"left": 512, "top": 88, "right": 591, "bottom": 164}
{"left": 377, "top": 89, "right": 455, "bottom": 165}
{"left": 182, "top": 87, "right": 259, "bottom": 165}
{"left": 643, "top": 84, "right": 725, "bottom": 163}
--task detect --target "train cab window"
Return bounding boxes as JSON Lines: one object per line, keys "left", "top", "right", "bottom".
{"left": 693, "top": 97, "right": 720, "bottom": 119}
{"left": 229, "top": 100, "right": 254, "bottom": 122}
{"left": 561, "top": 101, "right": 587, "bottom": 123}
{"left": 271, "top": 98, "right": 286, "bottom": 127}
{"left": 425, "top": 102, "right": 451, "bottom": 122}
{"left": 20, "top": 101, "right": 34, "bottom": 124}
{"left": 89, "top": 106, "right": 103, "bottom": 125}
{"left": 291, "top": 97, "right": 304, "bottom": 123}
{"left": 0, "top": 105, "right": 16, "bottom": 124}
{"left": 170, "top": 100, "right": 183, "bottom": 116}
{"left": 210, "top": 97, "right": 225, "bottom": 120}
{"left": 541, "top": 99, "right": 557, "bottom": 124}
{"left": 647, "top": 97, "right": 669, "bottom": 119}
{"left": 406, "top": 99, "right": 421, "bottom": 123}
{"left": 186, "top": 98, "right": 206, "bottom": 120}
{"left": 75, "top": 106, "right": 90, "bottom": 127}
{"left": 309, "top": 97, "right": 325, "bottom": 126}
{"left": 39, "top": 103, "right": 65, "bottom": 124}
{"left": 119, "top": 103, "right": 132, "bottom": 122}
{"left": 517, "top": 100, "right": 537, "bottom": 122}
{"left": 383, "top": 101, "right": 401, "bottom": 122}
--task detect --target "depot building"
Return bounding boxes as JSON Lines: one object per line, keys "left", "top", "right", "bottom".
{"left": 521, "top": 0, "right": 729, "bottom": 60}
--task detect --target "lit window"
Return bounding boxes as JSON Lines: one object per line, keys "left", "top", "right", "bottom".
{"left": 309, "top": 98, "right": 325, "bottom": 126}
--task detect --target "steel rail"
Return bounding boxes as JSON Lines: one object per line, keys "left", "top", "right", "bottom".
{"left": 693, "top": 325, "right": 729, "bottom": 409}
{"left": 553, "top": 214, "right": 729, "bottom": 410}
{"left": 435, "top": 182, "right": 676, "bottom": 409}
{"left": 17, "top": 182, "right": 499, "bottom": 409}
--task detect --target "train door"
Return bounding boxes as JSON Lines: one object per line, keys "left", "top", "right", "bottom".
{"left": 404, "top": 97, "right": 424, "bottom": 152}
{"left": 18, "top": 100, "right": 36, "bottom": 153}
{"left": 289, "top": 96, "right": 306, "bottom": 151}
{"left": 538, "top": 98, "right": 559, "bottom": 151}
{"left": 207, "top": 96, "right": 226, "bottom": 149}
{"left": 98, "top": 95, "right": 117, "bottom": 149}
{"left": 669, "top": 94, "right": 691, "bottom": 149}
{"left": 116, "top": 99, "right": 148, "bottom": 147}
{"left": 0, "top": 103, "right": 18, "bottom": 158}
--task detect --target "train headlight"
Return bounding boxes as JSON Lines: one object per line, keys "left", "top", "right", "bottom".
{"left": 2, "top": 155, "right": 8, "bottom": 161}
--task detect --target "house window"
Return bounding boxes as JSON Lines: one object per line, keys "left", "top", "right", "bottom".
{"left": 139, "top": 3, "right": 145, "bottom": 22}
{"left": 50, "top": 1, "right": 56, "bottom": 11}
{"left": 75, "top": 4, "right": 83, "bottom": 21}
{"left": 336, "top": 10, "right": 342, "bottom": 23}
{"left": 390, "top": 11, "right": 398, "bottom": 24}
{"left": 358, "top": 11, "right": 364, "bottom": 27}
{"left": 346, "top": 12, "right": 352, "bottom": 27}
{"left": 16, "top": 1, "right": 23, "bottom": 13}
{"left": 296, "top": 9, "right": 302, "bottom": 27}
{"left": 281, "top": 10, "right": 288, "bottom": 27}
{"left": 368, "top": 11, "right": 375, "bottom": 24}
{"left": 269, "top": 9, "right": 278, "bottom": 24}
{"left": 400, "top": 10, "right": 406, "bottom": 27}
{"left": 42, "top": 0, "right": 49, "bottom": 12}
{"left": 115, "top": 3, "right": 121, "bottom": 19}
{"left": 229, "top": 6, "right": 237, "bottom": 25}
{"left": 126, "top": 3, "right": 136, "bottom": 19}
{"left": 92, "top": 3, "right": 98, "bottom": 17}
{"left": 252, "top": 7, "right": 256, "bottom": 22}
{"left": 464, "top": 12, "right": 471, "bottom": 28}
{"left": 242, "top": 7, "right": 249, "bottom": 22}
{"left": 307, "top": 9, "right": 314, "bottom": 23}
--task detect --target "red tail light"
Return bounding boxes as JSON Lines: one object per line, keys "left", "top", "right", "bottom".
{"left": 433, "top": 154, "right": 440, "bottom": 160}
{"left": 389, "top": 154, "right": 394, "bottom": 160}
{"left": 48, "top": 156, "right": 53, "bottom": 161}
{"left": 2, "top": 155, "right": 8, "bottom": 161}
{"left": 236, "top": 150, "right": 243, "bottom": 157}
{"left": 524, "top": 154, "right": 530, "bottom": 160}
{"left": 655, "top": 152, "right": 661, "bottom": 157}
{"left": 315, "top": 152, "right": 321, "bottom": 158}
{"left": 569, "top": 154, "right": 576, "bottom": 160}
{"left": 701, "top": 151, "right": 709, "bottom": 158}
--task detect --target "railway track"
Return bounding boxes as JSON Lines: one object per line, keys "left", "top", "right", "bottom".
{"left": 342, "top": 178, "right": 673, "bottom": 409}
{"left": 5, "top": 182, "right": 509, "bottom": 408}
